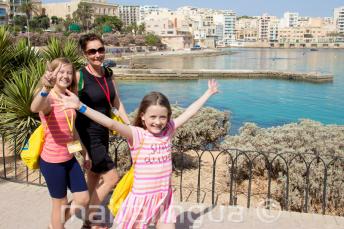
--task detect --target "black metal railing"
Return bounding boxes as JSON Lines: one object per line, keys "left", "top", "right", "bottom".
{"left": 1, "top": 134, "right": 343, "bottom": 216}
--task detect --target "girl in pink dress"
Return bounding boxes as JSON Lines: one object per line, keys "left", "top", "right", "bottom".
{"left": 56, "top": 79, "right": 219, "bottom": 229}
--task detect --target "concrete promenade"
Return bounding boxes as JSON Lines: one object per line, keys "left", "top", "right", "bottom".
{"left": 0, "top": 179, "right": 343, "bottom": 229}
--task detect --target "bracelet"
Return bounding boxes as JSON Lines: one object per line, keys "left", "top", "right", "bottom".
{"left": 40, "top": 91, "right": 49, "bottom": 97}
{"left": 78, "top": 104, "right": 87, "bottom": 113}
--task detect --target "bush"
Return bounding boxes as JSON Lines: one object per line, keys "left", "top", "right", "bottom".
{"left": 221, "top": 119, "right": 344, "bottom": 214}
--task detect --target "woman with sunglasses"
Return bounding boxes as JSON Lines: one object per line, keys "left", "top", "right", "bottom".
{"left": 77, "top": 33, "right": 130, "bottom": 229}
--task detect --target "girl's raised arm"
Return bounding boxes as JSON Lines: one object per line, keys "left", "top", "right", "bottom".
{"left": 56, "top": 89, "right": 133, "bottom": 142}
{"left": 174, "top": 79, "right": 219, "bottom": 129}
{"left": 30, "top": 62, "right": 62, "bottom": 114}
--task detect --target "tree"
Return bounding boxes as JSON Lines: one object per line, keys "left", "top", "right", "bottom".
{"left": 137, "top": 23, "right": 145, "bottom": 35}
{"left": 125, "top": 23, "right": 138, "bottom": 35}
{"left": 30, "top": 15, "right": 50, "bottom": 30}
{"left": 19, "top": 0, "right": 41, "bottom": 43}
{"left": 94, "top": 15, "right": 123, "bottom": 32}
{"left": 145, "top": 33, "right": 161, "bottom": 46}
{"left": 72, "top": 2, "right": 93, "bottom": 31}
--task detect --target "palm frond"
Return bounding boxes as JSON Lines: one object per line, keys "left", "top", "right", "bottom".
{"left": 42, "top": 37, "right": 84, "bottom": 68}
{"left": 0, "top": 62, "right": 45, "bottom": 153}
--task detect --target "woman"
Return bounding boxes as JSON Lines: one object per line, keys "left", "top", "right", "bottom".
{"left": 30, "top": 58, "right": 90, "bottom": 229}
{"left": 76, "top": 33, "right": 130, "bottom": 228}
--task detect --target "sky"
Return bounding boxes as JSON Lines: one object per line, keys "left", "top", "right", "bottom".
{"left": 43, "top": 0, "right": 344, "bottom": 17}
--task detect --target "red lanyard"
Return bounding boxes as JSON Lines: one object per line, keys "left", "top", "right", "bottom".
{"left": 87, "top": 65, "right": 111, "bottom": 105}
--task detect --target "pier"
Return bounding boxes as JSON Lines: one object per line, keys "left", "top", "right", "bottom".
{"left": 112, "top": 68, "right": 333, "bottom": 83}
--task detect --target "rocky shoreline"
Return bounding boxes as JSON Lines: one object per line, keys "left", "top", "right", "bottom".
{"left": 112, "top": 68, "right": 333, "bottom": 83}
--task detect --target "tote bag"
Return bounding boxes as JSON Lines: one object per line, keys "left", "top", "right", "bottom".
{"left": 108, "top": 139, "right": 144, "bottom": 216}
{"left": 21, "top": 124, "right": 45, "bottom": 170}
{"left": 21, "top": 113, "right": 51, "bottom": 170}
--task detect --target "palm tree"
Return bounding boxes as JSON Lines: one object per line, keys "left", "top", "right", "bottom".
{"left": 19, "top": 0, "right": 41, "bottom": 44}
{"left": 72, "top": 2, "right": 93, "bottom": 32}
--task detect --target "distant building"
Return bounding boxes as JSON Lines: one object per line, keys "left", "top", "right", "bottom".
{"left": 43, "top": 0, "right": 118, "bottom": 20}
{"left": 235, "top": 18, "right": 258, "bottom": 42}
{"left": 118, "top": 5, "right": 139, "bottom": 27}
{"left": 214, "top": 10, "right": 236, "bottom": 46}
{"left": 9, "top": 0, "right": 42, "bottom": 18}
{"left": 139, "top": 5, "right": 159, "bottom": 24}
{"left": 334, "top": 6, "right": 344, "bottom": 33}
{"left": 0, "top": 0, "right": 10, "bottom": 25}
{"left": 280, "top": 12, "right": 299, "bottom": 28}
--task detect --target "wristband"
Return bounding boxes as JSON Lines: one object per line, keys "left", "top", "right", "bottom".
{"left": 78, "top": 104, "right": 87, "bottom": 113}
{"left": 40, "top": 91, "right": 49, "bottom": 97}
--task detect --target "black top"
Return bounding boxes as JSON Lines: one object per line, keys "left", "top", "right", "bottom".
{"left": 76, "top": 67, "right": 116, "bottom": 138}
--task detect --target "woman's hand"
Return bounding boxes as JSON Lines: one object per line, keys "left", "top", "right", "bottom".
{"left": 41, "top": 62, "right": 61, "bottom": 89}
{"left": 83, "top": 154, "right": 92, "bottom": 170}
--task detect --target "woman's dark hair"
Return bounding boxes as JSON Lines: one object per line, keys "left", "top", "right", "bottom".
{"left": 133, "top": 92, "right": 172, "bottom": 128}
{"left": 78, "top": 33, "right": 104, "bottom": 51}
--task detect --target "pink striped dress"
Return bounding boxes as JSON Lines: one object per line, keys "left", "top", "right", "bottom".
{"left": 114, "top": 121, "right": 176, "bottom": 228}
{"left": 39, "top": 95, "right": 74, "bottom": 163}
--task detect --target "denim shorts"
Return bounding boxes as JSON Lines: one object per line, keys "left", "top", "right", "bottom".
{"left": 39, "top": 157, "right": 88, "bottom": 198}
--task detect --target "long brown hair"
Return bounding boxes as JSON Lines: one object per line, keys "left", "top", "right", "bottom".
{"left": 133, "top": 92, "right": 172, "bottom": 128}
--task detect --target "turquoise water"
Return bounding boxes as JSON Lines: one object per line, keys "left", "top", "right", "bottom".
{"left": 117, "top": 48, "right": 344, "bottom": 134}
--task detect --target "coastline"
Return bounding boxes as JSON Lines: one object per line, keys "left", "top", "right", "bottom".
{"left": 112, "top": 68, "right": 333, "bottom": 83}
{"left": 110, "top": 48, "right": 233, "bottom": 62}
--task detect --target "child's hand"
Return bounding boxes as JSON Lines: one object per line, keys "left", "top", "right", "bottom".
{"left": 207, "top": 79, "right": 219, "bottom": 96}
{"left": 41, "top": 62, "right": 61, "bottom": 89}
{"left": 53, "top": 89, "right": 81, "bottom": 111}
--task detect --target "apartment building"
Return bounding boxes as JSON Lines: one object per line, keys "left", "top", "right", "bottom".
{"left": 118, "top": 5, "right": 139, "bottom": 27}
{"left": 139, "top": 5, "right": 159, "bottom": 24}
{"left": 214, "top": 10, "right": 236, "bottom": 46}
{"left": 43, "top": 0, "right": 118, "bottom": 20}
{"left": 280, "top": 12, "right": 299, "bottom": 28}
{"left": 0, "top": 0, "right": 9, "bottom": 25}
{"left": 235, "top": 18, "right": 258, "bottom": 41}
{"left": 258, "top": 14, "right": 274, "bottom": 42}
{"left": 334, "top": 6, "right": 344, "bottom": 33}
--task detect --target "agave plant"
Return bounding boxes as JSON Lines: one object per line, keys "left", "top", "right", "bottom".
{"left": 42, "top": 37, "right": 85, "bottom": 69}
{"left": 0, "top": 27, "right": 41, "bottom": 90}
{"left": 0, "top": 26, "right": 15, "bottom": 89}
{"left": 0, "top": 61, "right": 45, "bottom": 153}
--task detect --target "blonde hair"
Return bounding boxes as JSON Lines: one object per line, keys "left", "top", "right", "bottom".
{"left": 37, "top": 57, "right": 77, "bottom": 93}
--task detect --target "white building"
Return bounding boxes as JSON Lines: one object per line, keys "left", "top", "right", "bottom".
{"left": 334, "top": 6, "right": 344, "bottom": 33}
{"left": 118, "top": 5, "right": 139, "bottom": 27}
{"left": 280, "top": 12, "right": 299, "bottom": 28}
{"left": 258, "top": 14, "right": 273, "bottom": 42}
{"left": 139, "top": 5, "right": 159, "bottom": 24}
{"left": 214, "top": 10, "right": 236, "bottom": 46}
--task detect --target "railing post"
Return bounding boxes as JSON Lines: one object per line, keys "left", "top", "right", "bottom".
{"left": 14, "top": 132, "right": 17, "bottom": 179}
{"left": 247, "top": 161, "right": 253, "bottom": 208}
{"left": 322, "top": 166, "right": 328, "bottom": 215}
{"left": 179, "top": 148, "right": 184, "bottom": 202}
{"left": 304, "top": 166, "right": 310, "bottom": 213}
{"left": 2, "top": 133, "right": 7, "bottom": 179}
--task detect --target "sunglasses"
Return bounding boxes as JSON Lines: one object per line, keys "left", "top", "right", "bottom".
{"left": 85, "top": 47, "right": 105, "bottom": 55}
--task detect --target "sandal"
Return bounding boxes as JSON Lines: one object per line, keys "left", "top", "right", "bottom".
{"left": 81, "top": 220, "right": 92, "bottom": 229}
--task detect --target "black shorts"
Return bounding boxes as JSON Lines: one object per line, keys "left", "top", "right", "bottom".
{"left": 88, "top": 143, "right": 116, "bottom": 173}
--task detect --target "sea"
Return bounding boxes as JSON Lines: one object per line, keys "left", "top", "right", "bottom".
{"left": 116, "top": 48, "right": 344, "bottom": 134}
